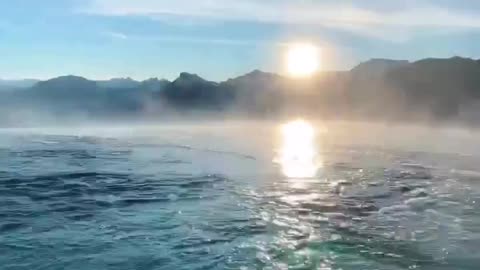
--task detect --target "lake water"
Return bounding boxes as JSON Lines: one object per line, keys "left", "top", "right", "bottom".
{"left": 1, "top": 121, "right": 479, "bottom": 269}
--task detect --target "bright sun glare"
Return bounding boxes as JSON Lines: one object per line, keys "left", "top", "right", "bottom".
{"left": 286, "top": 43, "right": 320, "bottom": 78}
{"left": 278, "top": 119, "right": 321, "bottom": 178}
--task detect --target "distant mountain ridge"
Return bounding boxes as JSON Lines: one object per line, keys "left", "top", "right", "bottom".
{"left": 2, "top": 56, "right": 480, "bottom": 125}
{"left": 96, "top": 78, "right": 141, "bottom": 89}
{"left": 0, "top": 79, "right": 39, "bottom": 90}
{"left": 352, "top": 59, "right": 409, "bottom": 72}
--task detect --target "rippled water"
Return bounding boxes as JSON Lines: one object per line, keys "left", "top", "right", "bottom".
{"left": 1, "top": 122, "right": 480, "bottom": 269}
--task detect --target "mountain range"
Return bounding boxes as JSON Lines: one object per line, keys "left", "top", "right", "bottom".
{"left": 2, "top": 56, "right": 480, "bottom": 126}
{"left": 0, "top": 79, "right": 39, "bottom": 90}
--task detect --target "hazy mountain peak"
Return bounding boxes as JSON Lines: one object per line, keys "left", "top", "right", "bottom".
{"left": 414, "top": 56, "right": 478, "bottom": 66}
{"left": 247, "top": 69, "right": 265, "bottom": 75}
{"left": 60, "top": 75, "right": 87, "bottom": 79}
{"left": 140, "top": 77, "right": 170, "bottom": 92}
{"left": 33, "top": 75, "right": 96, "bottom": 92}
{"left": 97, "top": 77, "right": 140, "bottom": 89}
{"left": 173, "top": 72, "right": 217, "bottom": 87}
{"left": 244, "top": 69, "right": 277, "bottom": 78}
{"left": 177, "top": 72, "right": 204, "bottom": 81}
{"left": 106, "top": 77, "right": 137, "bottom": 82}
{"left": 227, "top": 69, "right": 280, "bottom": 83}
{"left": 352, "top": 58, "right": 409, "bottom": 74}
{"left": 42, "top": 75, "right": 91, "bottom": 83}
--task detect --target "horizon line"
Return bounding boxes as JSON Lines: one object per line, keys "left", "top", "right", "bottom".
{"left": 1, "top": 55, "right": 477, "bottom": 83}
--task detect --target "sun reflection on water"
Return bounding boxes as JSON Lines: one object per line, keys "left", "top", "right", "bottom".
{"left": 276, "top": 119, "right": 322, "bottom": 179}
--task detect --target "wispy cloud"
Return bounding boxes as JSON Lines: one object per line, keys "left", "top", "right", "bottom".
{"left": 103, "top": 30, "right": 288, "bottom": 47}
{"left": 84, "top": 0, "right": 480, "bottom": 29}
{"left": 105, "top": 31, "right": 128, "bottom": 39}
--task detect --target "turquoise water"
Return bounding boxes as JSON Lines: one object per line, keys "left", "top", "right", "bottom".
{"left": 1, "top": 123, "right": 479, "bottom": 269}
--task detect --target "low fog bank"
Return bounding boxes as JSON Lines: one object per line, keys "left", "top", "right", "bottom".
{"left": 2, "top": 119, "right": 480, "bottom": 158}
{"left": 2, "top": 57, "right": 480, "bottom": 128}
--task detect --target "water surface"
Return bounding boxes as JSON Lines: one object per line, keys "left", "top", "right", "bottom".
{"left": 1, "top": 121, "right": 479, "bottom": 269}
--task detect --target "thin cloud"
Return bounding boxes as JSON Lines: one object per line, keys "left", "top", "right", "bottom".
{"left": 84, "top": 0, "right": 480, "bottom": 28}
{"left": 105, "top": 31, "right": 128, "bottom": 39}
{"left": 83, "top": 0, "right": 480, "bottom": 43}
{"left": 103, "top": 30, "right": 288, "bottom": 47}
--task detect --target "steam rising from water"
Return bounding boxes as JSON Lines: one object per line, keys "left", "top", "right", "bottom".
{"left": 1, "top": 121, "right": 480, "bottom": 269}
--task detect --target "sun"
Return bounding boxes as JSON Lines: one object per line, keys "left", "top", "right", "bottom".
{"left": 286, "top": 43, "right": 320, "bottom": 78}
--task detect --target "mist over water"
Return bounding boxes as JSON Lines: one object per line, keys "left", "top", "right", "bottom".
{"left": 1, "top": 120, "right": 480, "bottom": 269}
{"left": 4, "top": 56, "right": 480, "bottom": 128}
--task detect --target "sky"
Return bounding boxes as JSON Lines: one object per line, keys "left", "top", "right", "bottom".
{"left": 2, "top": 0, "right": 480, "bottom": 81}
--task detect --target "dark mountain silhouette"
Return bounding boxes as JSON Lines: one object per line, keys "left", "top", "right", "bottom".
{"left": 219, "top": 70, "right": 289, "bottom": 115}
{"left": 33, "top": 75, "right": 97, "bottom": 93}
{"left": 2, "top": 56, "right": 480, "bottom": 125}
{"left": 140, "top": 78, "right": 170, "bottom": 92}
{"left": 162, "top": 72, "right": 233, "bottom": 109}
{"left": 381, "top": 57, "right": 480, "bottom": 120}
{"left": 27, "top": 76, "right": 106, "bottom": 115}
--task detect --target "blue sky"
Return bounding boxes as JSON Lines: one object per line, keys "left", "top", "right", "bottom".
{"left": 2, "top": 0, "right": 480, "bottom": 81}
